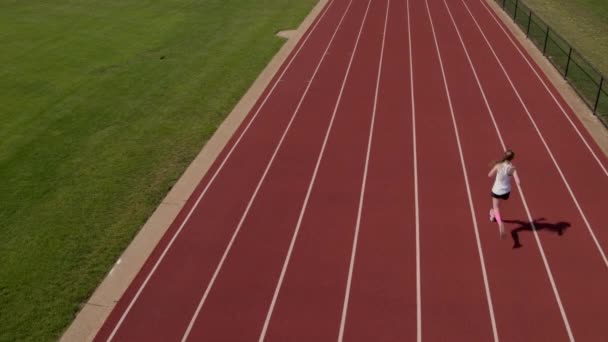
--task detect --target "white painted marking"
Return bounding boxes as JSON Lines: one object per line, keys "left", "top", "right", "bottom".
{"left": 108, "top": 259, "right": 122, "bottom": 276}
{"left": 444, "top": 1, "right": 574, "bottom": 340}
{"left": 477, "top": 0, "right": 608, "bottom": 177}
{"left": 257, "top": 0, "right": 373, "bottom": 340}
{"left": 461, "top": 0, "right": 608, "bottom": 270}
{"left": 338, "top": 0, "right": 390, "bottom": 340}
{"left": 179, "top": 1, "right": 359, "bottom": 341}
{"left": 406, "top": 0, "right": 421, "bottom": 340}
{"left": 104, "top": 1, "right": 339, "bottom": 340}
{"left": 425, "top": 0, "right": 499, "bottom": 340}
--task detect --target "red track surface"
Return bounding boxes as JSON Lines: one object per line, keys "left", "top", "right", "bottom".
{"left": 94, "top": 0, "right": 608, "bottom": 340}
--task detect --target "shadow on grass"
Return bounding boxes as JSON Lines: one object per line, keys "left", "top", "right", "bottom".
{"left": 503, "top": 218, "right": 570, "bottom": 249}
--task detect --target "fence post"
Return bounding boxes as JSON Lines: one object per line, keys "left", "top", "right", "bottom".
{"left": 514, "top": 0, "right": 519, "bottom": 19}
{"left": 594, "top": 77, "right": 604, "bottom": 114}
{"left": 564, "top": 47, "right": 573, "bottom": 77}
{"left": 526, "top": 11, "right": 532, "bottom": 37}
{"left": 543, "top": 27, "right": 550, "bottom": 54}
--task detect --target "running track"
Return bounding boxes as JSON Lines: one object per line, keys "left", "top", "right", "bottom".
{"left": 94, "top": 0, "right": 608, "bottom": 340}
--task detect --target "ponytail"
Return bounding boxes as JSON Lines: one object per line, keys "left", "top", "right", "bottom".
{"left": 490, "top": 149, "right": 515, "bottom": 166}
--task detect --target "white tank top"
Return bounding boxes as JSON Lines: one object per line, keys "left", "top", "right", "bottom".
{"left": 492, "top": 162, "right": 514, "bottom": 195}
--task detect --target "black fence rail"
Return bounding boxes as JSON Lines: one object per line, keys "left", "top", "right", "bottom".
{"left": 495, "top": 0, "right": 608, "bottom": 126}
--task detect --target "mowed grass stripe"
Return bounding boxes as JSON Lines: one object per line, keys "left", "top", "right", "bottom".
{"left": 0, "top": 0, "right": 316, "bottom": 341}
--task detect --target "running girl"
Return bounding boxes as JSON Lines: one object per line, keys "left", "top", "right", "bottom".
{"left": 488, "top": 149, "right": 520, "bottom": 238}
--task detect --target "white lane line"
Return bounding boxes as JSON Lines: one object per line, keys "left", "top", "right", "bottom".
{"left": 104, "top": 1, "right": 338, "bottom": 340}
{"left": 256, "top": 0, "right": 373, "bottom": 340}
{"left": 179, "top": 1, "right": 358, "bottom": 341}
{"left": 477, "top": 0, "right": 608, "bottom": 177}
{"left": 443, "top": 1, "right": 574, "bottom": 340}
{"left": 461, "top": 0, "right": 608, "bottom": 271}
{"left": 406, "top": 0, "right": 421, "bottom": 340}
{"left": 337, "top": 0, "right": 389, "bottom": 340}
{"left": 424, "top": 0, "right": 499, "bottom": 340}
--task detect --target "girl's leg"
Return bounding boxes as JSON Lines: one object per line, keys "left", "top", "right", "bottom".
{"left": 491, "top": 197, "right": 500, "bottom": 222}
{"left": 492, "top": 197, "right": 505, "bottom": 237}
{"left": 490, "top": 197, "right": 498, "bottom": 221}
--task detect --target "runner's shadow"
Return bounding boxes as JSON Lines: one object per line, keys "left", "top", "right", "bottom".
{"left": 503, "top": 218, "right": 570, "bottom": 249}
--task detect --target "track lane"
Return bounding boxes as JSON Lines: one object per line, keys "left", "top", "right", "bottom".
{"left": 411, "top": 0, "right": 495, "bottom": 340}
{"left": 341, "top": 0, "right": 417, "bottom": 340}
{"left": 337, "top": 0, "right": 392, "bottom": 338}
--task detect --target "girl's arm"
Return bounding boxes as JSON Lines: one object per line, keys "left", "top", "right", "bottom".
{"left": 488, "top": 164, "right": 497, "bottom": 178}
{"left": 512, "top": 169, "right": 521, "bottom": 186}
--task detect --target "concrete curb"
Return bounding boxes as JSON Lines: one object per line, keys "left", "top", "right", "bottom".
{"left": 60, "top": 1, "right": 329, "bottom": 340}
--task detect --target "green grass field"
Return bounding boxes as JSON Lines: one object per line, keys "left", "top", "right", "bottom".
{"left": 0, "top": 0, "right": 315, "bottom": 340}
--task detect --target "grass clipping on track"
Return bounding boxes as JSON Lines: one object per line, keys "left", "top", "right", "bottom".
{"left": 0, "top": 0, "right": 315, "bottom": 340}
